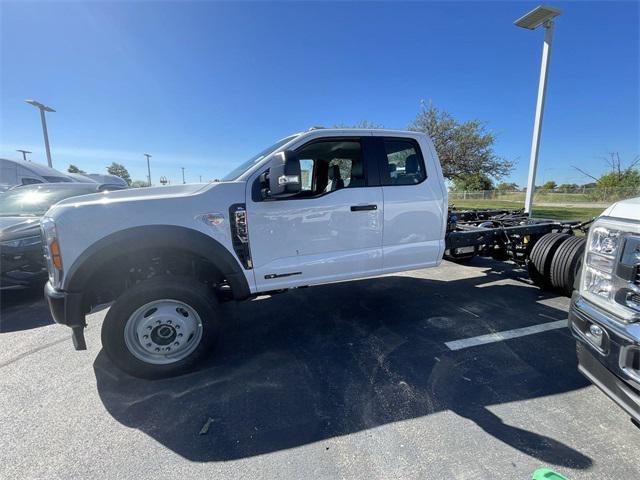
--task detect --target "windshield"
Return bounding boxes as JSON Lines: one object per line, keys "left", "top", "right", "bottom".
{"left": 220, "top": 135, "right": 298, "bottom": 181}
{"left": 0, "top": 185, "right": 97, "bottom": 217}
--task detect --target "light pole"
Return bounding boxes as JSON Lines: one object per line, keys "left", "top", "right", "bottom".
{"left": 16, "top": 149, "right": 32, "bottom": 161}
{"left": 514, "top": 5, "right": 562, "bottom": 216}
{"left": 25, "top": 100, "right": 55, "bottom": 168}
{"left": 181, "top": 167, "right": 186, "bottom": 184}
{"left": 144, "top": 153, "right": 152, "bottom": 186}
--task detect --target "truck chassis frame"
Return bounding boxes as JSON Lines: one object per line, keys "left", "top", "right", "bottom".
{"left": 445, "top": 208, "right": 591, "bottom": 264}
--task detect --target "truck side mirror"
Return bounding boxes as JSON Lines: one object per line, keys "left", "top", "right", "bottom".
{"left": 267, "top": 150, "right": 301, "bottom": 198}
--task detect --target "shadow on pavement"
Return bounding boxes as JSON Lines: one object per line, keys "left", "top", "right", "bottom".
{"left": 94, "top": 264, "right": 592, "bottom": 468}
{"left": 0, "top": 284, "right": 52, "bottom": 333}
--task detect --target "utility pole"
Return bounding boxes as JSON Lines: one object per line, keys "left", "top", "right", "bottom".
{"left": 25, "top": 100, "right": 55, "bottom": 168}
{"left": 144, "top": 153, "right": 152, "bottom": 186}
{"left": 199, "top": 175, "right": 202, "bottom": 183}
{"left": 181, "top": 167, "right": 186, "bottom": 184}
{"left": 523, "top": 23, "right": 554, "bottom": 215}
{"left": 16, "top": 149, "right": 32, "bottom": 161}
{"left": 514, "top": 6, "right": 562, "bottom": 216}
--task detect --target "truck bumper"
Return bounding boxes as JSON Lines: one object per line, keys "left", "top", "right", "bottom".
{"left": 44, "top": 281, "right": 87, "bottom": 350}
{"left": 569, "top": 292, "right": 640, "bottom": 423}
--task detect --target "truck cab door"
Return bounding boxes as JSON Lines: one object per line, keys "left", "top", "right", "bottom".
{"left": 246, "top": 137, "right": 383, "bottom": 292}
{"left": 375, "top": 135, "right": 447, "bottom": 273}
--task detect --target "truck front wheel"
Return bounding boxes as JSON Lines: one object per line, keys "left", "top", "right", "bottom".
{"left": 101, "top": 276, "right": 220, "bottom": 379}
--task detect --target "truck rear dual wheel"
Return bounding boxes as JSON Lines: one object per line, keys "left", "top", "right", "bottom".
{"left": 550, "top": 236, "right": 586, "bottom": 297}
{"left": 101, "top": 276, "right": 221, "bottom": 379}
{"left": 527, "top": 233, "right": 570, "bottom": 290}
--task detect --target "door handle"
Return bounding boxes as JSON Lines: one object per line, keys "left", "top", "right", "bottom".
{"left": 350, "top": 204, "right": 378, "bottom": 212}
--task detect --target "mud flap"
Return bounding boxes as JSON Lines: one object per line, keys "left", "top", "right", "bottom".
{"left": 71, "top": 326, "right": 87, "bottom": 350}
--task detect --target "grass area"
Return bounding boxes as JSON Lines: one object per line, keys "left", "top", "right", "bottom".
{"left": 531, "top": 206, "right": 604, "bottom": 222}
{"left": 450, "top": 199, "right": 604, "bottom": 222}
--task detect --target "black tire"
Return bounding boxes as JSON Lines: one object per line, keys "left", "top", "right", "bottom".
{"left": 527, "top": 233, "right": 570, "bottom": 290}
{"left": 550, "top": 236, "right": 586, "bottom": 297}
{"left": 101, "top": 276, "right": 221, "bottom": 379}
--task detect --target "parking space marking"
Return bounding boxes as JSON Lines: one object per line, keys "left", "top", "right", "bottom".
{"left": 445, "top": 320, "right": 566, "bottom": 351}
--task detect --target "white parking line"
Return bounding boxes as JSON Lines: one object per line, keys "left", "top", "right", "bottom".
{"left": 445, "top": 320, "right": 567, "bottom": 351}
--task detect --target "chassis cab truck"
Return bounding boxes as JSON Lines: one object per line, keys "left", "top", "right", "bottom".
{"left": 43, "top": 129, "right": 448, "bottom": 378}
{"left": 569, "top": 197, "right": 640, "bottom": 423}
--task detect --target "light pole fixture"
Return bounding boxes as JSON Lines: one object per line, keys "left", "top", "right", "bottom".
{"left": 144, "top": 153, "right": 152, "bottom": 186}
{"left": 25, "top": 99, "right": 55, "bottom": 168}
{"left": 514, "top": 5, "right": 562, "bottom": 216}
{"left": 16, "top": 149, "right": 32, "bottom": 161}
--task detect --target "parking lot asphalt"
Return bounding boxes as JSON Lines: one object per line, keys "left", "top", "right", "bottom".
{"left": 1, "top": 259, "right": 639, "bottom": 480}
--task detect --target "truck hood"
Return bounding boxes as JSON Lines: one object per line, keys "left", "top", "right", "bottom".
{"left": 0, "top": 216, "right": 41, "bottom": 241}
{"left": 49, "top": 183, "right": 218, "bottom": 211}
{"left": 601, "top": 197, "right": 640, "bottom": 221}
{"left": 44, "top": 180, "right": 247, "bottom": 286}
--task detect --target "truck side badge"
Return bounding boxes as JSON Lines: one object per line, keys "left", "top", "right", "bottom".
{"left": 201, "top": 213, "right": 225, "bottom": 226}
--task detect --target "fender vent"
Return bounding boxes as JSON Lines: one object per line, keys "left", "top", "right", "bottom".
{"left": 229, "top": 204, "right": 252, "bottom": 269}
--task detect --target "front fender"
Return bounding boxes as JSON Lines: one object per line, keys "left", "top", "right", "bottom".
{"left": 63, "top": 225, "right": 251, "bottom": 300}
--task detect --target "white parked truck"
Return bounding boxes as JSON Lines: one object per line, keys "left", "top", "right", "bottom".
{"left": 568, "top": 197, "right": 640, "bottom": 423}
{"left": 42, "top": 128, "right": 590, "bottom": 378}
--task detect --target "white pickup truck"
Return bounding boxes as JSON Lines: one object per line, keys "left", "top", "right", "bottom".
{"left": 568, "top": 197, "right": 640, "bottom": 423}
{"left": 42, "top": 128, "right": 588, "bottom": 378}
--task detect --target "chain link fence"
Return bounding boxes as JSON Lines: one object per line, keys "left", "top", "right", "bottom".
{"left": 448, "top": 187, "right": 640, "bottom": 206}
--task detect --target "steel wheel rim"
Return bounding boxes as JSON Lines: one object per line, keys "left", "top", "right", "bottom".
{"left": 124, "top": 299, "right": 203, "bottom": 365}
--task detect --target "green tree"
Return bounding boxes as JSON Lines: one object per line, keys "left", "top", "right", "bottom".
{"left": 451, "top": 173, "right": 494, "bottom": 191}
{"left": 574, "top": 152, "right": 639, "bottom": 188}
{"left": 541, "top": 180, "right": 557, "bottom": 190}
{"left": 107, "top": 162, "right": 132, "bottom": 186}
{"left": 67, "top": 164, "right": 85, "bottom": 174}
{"left": 558, "top": 183, "right": 578, "bottom": 191}
{"left": 409, "top": 101, "right": 513, "bottom": 182}
{"left": 496, "top": 182, "right": 519, "bottom": 191}
{"left": 597, "top": 168, "right": 640, "bottom": 189}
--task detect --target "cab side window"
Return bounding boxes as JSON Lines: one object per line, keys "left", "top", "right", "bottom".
{"left": 294, "top": 139, "right": 365, "bottom": 197}
{"left": 21, "top": 177, "right": 43, "bottom": 185}
{"left": 381, "top": 138, "right": 426, "bottom": 186}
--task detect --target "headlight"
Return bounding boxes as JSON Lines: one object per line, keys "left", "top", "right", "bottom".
{"left": 581, "top": 218, "right": 640, "bottom": 322}
{"left": 40, "top": 217, "right": 63, "bottom": 288}
{"left": 582, "top": 266, "right": 612, "bottom": 300}
{"left": 0, "top": 235, "right": 42, "bottom": 248}
{"left": 588, "top": 226, "right": 621, "bottom": 257}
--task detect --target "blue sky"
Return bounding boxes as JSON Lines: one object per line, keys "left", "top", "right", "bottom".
{"left": 1, "top": 1, "right": 638, "bottom": 186}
